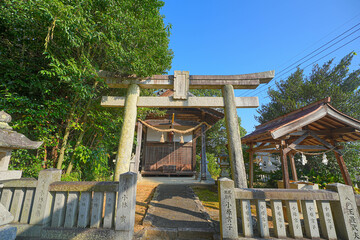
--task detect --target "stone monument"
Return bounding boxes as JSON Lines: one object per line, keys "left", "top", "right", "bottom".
{"left": 0, "top": 111, "right": 42, "bottom": 181}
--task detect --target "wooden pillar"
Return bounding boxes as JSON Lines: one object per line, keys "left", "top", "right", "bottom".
{"left": 333, "top": 151, "right": 352, "bottom": 186}
{"left": 280, "top": 142, "right": 290, "bottom": 189}
{"left": 249, "top": 145, "right": 254, "bottom": 188}
{"left": 222, "top": 85, "right": 247, "bottom": 188}
{"left": 331, "top": 140, "right": 352, "bottom": 186}
{"left": 289, "top": 152, "right": 298, "bottom": 181}
{"left": 201, "top": 124, "right": 207, "bottom": 180}
{"left": 192, "top": 137, "right": 197, "bottom": 171}
{"left": 114, "top": 84, "right": 140, "bottom": 181}
{"left": 133, "top": 122, "right": 143, "bottom": 173}
{"left": 334, "top": 153, "right": 352, "bottom": 186}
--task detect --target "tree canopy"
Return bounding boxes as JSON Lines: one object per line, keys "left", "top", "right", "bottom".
{"left": 0, "top": 0, "right": 173, "bottom": 180}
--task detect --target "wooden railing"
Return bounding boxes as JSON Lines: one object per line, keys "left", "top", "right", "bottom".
{"left": 218, "top": 178, "right": 360, "bottom": 240}
{"left": 0, "top": 169, "right": 137, "bottom": 240}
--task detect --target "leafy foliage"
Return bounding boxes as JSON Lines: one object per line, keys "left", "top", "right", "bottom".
{"left": 0, "top": 0, "right": 173, "bottom": 180}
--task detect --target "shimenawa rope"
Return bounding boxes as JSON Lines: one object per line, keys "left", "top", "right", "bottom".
{"left": 138, "top": 119, "right": 210, "bottom": 134}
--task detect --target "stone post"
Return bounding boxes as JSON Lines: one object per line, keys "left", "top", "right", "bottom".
{"left": 115, "top": 172, "right": 137, "bottom": 239}
{"left": 218, "top": 177, "right": 238, "bottom": 239}
{"left": 114, "top": 84, "right": 140, "bottom": 181}
{"left": 222, "top": 85, "right": 247, "bottom": 188}
{"left": 30, "top": 168, "right": 61, "bottom": 226}
{"left": 326, "top": 183, "right": 360, "bottom": 240}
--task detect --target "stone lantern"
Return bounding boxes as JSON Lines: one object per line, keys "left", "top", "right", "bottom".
{"left": 218, "top": 152, "right": 230, "bottom": 178}
{"left": 0, "top": 111, "right": 42, "bottom": 181}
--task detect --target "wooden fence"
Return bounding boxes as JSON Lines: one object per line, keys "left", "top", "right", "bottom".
{"left": 219, "top": 178, "right": 360, "bottom": 240}
{"left": 0, "top": 169, "right": 137, "bottom": 240}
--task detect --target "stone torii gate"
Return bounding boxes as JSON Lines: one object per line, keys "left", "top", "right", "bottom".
{"left": 99, "top": 70, "right": 274, "bottom": 187}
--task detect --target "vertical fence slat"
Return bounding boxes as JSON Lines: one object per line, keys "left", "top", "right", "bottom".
{"left": 0, "top": 188, "right": 13, "bottom": 210}
{"left": 10, "top": 188, "right": 25, "bottom": 222}
{"left": 51, "top": 192, "right": 67, "bottom": 228}
{"left": 64, "top": 192, "right": 79, "bottom": 228}
{"left": 316, "top": 200, "right": 337, "bottom": 240}
{"left": 90, "top": 192, "right": 104, "bottom": 228}
{"left": 256, "top": 200, "right": 269, "bottom": 238}
{"left": 270, "top": 200, "right": 286, "bottom": 238}
{"left": 77, "top": 192, "right": 91, "bottom": 228}
{"left": 20, "top": 188, "right": 35, "bottom": 224}
{"left": 240, "top": 199, "right": 253, "bottom": 237}
{"left": 285, "top": 200, "right": 303, "bottom": 238}
{"left": 103, "top": 192, "right": 115, "bottom": 229}
{"left": 301, "top": 200, "right": 320, "bottom": 238}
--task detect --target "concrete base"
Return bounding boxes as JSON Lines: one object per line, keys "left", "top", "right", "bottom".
{"left": 0, "top": 225, "right": 17, "bottom": 240}
{"left": 41, "top": 228, "right": 128, "bottom": 240}
{"left": 0, "top": 170, "right": 22, "bottom": 181}
{"left": 13, "top": 225, "right": 131, "bottom": 240}
{"left": 143, "top": 227, "right": 214, "bottom": 240}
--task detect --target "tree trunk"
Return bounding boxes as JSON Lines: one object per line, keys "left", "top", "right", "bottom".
{"left": 65, "top": 99, "right": 92, "bottom": 175}
{"left": 56, "top": 98, "right": 78, "bottom": 170}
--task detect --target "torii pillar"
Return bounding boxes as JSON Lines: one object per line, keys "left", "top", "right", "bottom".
{"left": 99, "top": 70, "right": 274, "bottom": 184}
{"left": 223, "top": 85, "right": 247, "bottom": 188}
{"left": 113, "top": 84, "right": 140, "bottom": 181}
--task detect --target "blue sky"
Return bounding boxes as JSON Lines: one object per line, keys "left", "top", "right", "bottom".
{"left": 161, "top": 0, "right": 360, "bottom": 134}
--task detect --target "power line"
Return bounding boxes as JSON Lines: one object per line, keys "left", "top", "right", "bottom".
{"left": 243, "top": 34, "right": 360, "bottom": 97}
{"left": 275, "top": 23, "right": 360, "bottom": 76}
{"left": 302, "top": 35, "right": 360, "bottom": 70}
{"left": 274, "top": 12, "right": 360, "bottom": 71}
{"left": 240, "top": 20, "right": 360, "bottom": 97}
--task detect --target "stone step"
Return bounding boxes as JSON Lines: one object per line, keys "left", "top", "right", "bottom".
{"left": 143, "top": 227, "right": 216, "bottom": 240}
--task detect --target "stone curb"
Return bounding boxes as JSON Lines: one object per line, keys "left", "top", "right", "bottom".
{"left": 142, "top": 186, "right": 160, "bottom": 227}
{"left": 143, "top": 227, "right": 215, "bottom": 240}
{"left": 187, "top": 186, "right": 216, "bottom": 230}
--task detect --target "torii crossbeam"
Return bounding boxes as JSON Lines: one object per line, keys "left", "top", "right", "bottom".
{"left": 100, "top": 70, "right": 275, "bottom": 186}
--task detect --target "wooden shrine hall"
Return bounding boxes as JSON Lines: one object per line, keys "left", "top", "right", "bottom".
{"left": 242, "top": 97, "right": 360, "bottom": 189}
{"left": 136, "top": 89, "right": 224, "bottom": 177}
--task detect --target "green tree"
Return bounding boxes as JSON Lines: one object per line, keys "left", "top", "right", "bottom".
{"left": 1, "top": 0, "right": 173, "bottom": 179}
{"left": 256, "top": 52, "right": 360, "bottom": 186}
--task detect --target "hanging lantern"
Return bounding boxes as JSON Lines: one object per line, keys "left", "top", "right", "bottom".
{"left": 180, "top": 135, "right": 184, "bottom": 144}
{"left": 160, "top": 133, "right": 165, "bottom": 143}
{"left": 322, "top": 152, "right": 328, "bottom": 165}
{"left": 301, "top": 153, "right": 307, "bottom": 165}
